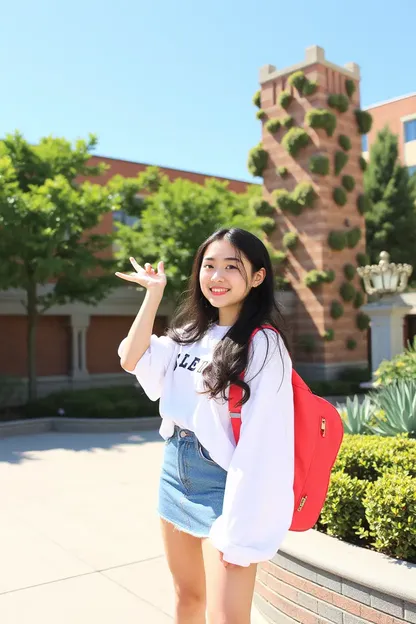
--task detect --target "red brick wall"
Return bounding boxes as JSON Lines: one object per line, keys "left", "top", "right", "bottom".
{"left": 0, "top": 316, "right": 70, "bottom": 376}
{"left": 367, "top": 94, "right": 416, "bottom": 161}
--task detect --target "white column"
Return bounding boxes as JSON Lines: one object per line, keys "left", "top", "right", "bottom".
{"left": 362, "top": 297, "right": 411, "bottom": 378}
{"left": 70, "top": 314, "right": 90, "bottom": 380}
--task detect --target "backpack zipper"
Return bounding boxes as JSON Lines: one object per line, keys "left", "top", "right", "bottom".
{"left": 297, "top": 495, "right": 307, "bottom": 512}
{"left": 321, "top": 418, "right": 326, "bottom": 437}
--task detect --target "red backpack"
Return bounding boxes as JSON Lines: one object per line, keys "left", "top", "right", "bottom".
{"left": 228, "top": 325, "right": 344, "bottom": 532}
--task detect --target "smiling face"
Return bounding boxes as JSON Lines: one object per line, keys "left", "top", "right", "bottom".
{"left": 199, "top": 238, "right": 265, "bottom": 326}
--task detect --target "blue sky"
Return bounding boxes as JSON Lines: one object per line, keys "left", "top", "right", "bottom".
{"left": 1, "top": 0, "right": 415, "bottom": 182}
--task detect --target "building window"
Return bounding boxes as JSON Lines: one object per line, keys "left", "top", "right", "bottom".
{"left": 113, "top": 210, "right": 139, "bottom": 228}
{"left": 361, "top": 135, "right": 368, "bottom": 152}
{"left": 404, "top": 119, "right": 416, "bottom": 142}
{"left": 408, "top": 165, "right": 416, "bottom": 177}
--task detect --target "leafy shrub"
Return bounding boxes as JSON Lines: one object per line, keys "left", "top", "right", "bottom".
{"left": 274, "top": 189, "right": 301, "bottom": 215}
{"left": 282, "top": 127, "right": 310, "bottom": 157}
{"left": 24, "top": 385, "right": 160, "bottom": 419}
{"left": 340, "top": 282, "right": 356, "bottom": 302}
{"left": 356, "top": 252, "right": 370, "bottom": 266}
{"left": 325, "top": 269, "right": 336, "bottom": 283}
{"left": 345, "top": 79, "right": 356, "bottom": 98}
{"left": 283, "top": 232, "right": 298, "bottom": 249}
{"left": 342, "top": 175, "right": 355, "bottom": 192}
{"left": 333, "top": 187, "right": 347, "bottom": 206}
{"left": 282, "top": 115, "right": 294, "bottom": 129}
{"left": 303, "top": 80, "right": 318, "bottom": 96}
{"left": 353, "top": 291, "right": 364, "bottom": 308}
{"left": 309, "top": 154, "right": 329, "bottom": 175}
{"left": 361, "top": 472, "right": 416, "bottom": 562}
{"left": 356, "top": 311, "right": 370, "bottom": 331}
{"left": 343, "top": 263, "right": 356, "bottom": 281}
{"left": 374, "top": 339, "right": 416, "bottom": 387}
{"left": 247, "top": 144, "right": 268, "bottom": 177}
{"left": 357, "top": 193, "right": 372, "bottom": 215}
{"left": 337, "top": 396, "right": 374, "bottom": 435}
{"left": 328, "top": 231, "right": 347, "bottom": 251}
{"left": 304, "top": 270, "right": 333, "bottom": 288}
{"left": 331, "top": 301, "right": 344, "bottom": 319}
{"left": 323, "top": 328, "right": 335, "bottom": 342}
{"left": 250, "top": 197, "right": 275, "bottom": 216}
{"left": 253, "top": 90, "right": 261, "bottom": 108}
{"left": 347, "top": 338, "right": 357, "bottom": 350}
{"left": 288, "top": 71, "right": 307, "bottom": 93}
{"left": 359, "top": 156, "right": 367, "bottom": 171}
{"left": 319, "top": 471, "right": 368, "bottom": 543}
{"left": 328, "top": 93, "right": 349, "bottom": 113}
{"left": 277, "top": 165, "right": 288, "bottom": 178}
{"left": 338, "top": 134, "right": 351, "bottom": 151}
{"left": 291, "top": 182, "right": 316, "bottom": 208}
{"left": 305, "top": 109, "right": 337, "bottom": 137}
{"left": 262, "top": 218, "right": 277, "bottom": 234}
{"left": 334, "top": 151, "right": 348, "bottom": 175}
{"left": 279, "top": 90, "right": 293, "bottom": 110}
{"left": 256, "top": 109, "right": 266, "bottom": 120}
{"left": 269, "top": 249, "right": 287, "bottom": 266}
{"left": 346, "top": 227, "right": 362, "bottom": 248}
{"left": 355, "top": 109, "right": 373, "bottom": 134}
{"left": 266, "top": 118, "right": 281, "bottom": 133}
{"left": 368, "top": 380, "right": 416, "bottom": 438}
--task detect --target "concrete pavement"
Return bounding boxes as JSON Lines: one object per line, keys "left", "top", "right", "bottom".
{"left": 0, "top": 428, "right": 265, "bottom": 623}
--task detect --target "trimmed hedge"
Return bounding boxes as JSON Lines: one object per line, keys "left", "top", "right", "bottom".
{"left": 282, "top": 115, "right": 294, "bottom": 129}
{"left": 247, "top": 144, "right": 268, "bottom": 177}
{"left": 353, "top": 291, "right": 364, "bottom": 309}
{"left": 304, "top": 269, "right": 333, "bottom": 288}
{"left": 323, "top": 328, "right": 335, "bottom": 342}
{"left": 342, "top": 175, "right": 355, "bottom": 192}
{"left": 355, "top": 109, "right": 373, "bottom": 134}
{"left": 291, "top": 182, "right": 316, "bottom": 208}
{"left": 356, "top": 252, "right": 370, "bottom": 266}
{"left": 357, "top": 193, "right": 372, "bottom": 214}
{"left": 338, "top": 134, "right": 351, "bottom": 151}
{"left": 309, "top": 154, "right": 330, "bottom": 175}
{"left": 345, "top": 79, "right": 356, "bottom": 98}
{"left": 334, "top": 150, "right": 348, "bottom": 175}
{"left": 277, "top": 165, "right": 288, "bottom": 178}
{"left": 359, "top": 156, "right": 367, "bottom": 171}
{"left": 282, "top": 127, "right": 310, "bottom": 157}
{"left": 265, "top": 118, "right": 281, "bottom": 133}
{"left": 253, "top": 90, "right": 261, "bottom": 108}
{"left": 346, "top": 338, "right": 357, "bottom": 350}
{"left": 288, "top": 71, "right": 318, "bottom": 96}
{"left": 274, "top": 189, "right": 301, "bottom": 215}
{"left": 303, "top": 80, "right": 318, "bottom": 96}
{"left": 333, "top": 187, "right": 347, "bottom": 206}
{"left": 305, "top": 109, "right": 337, "bottom": 137}
{"left": 279, "top": 90, "right": 293, "bottom": 110}
{"left": 347, "top": 227, "right": 362, "bottom": 248}
{"left": 256, "top": 109, "right": 266, "bottom": 120}
{"left": 250, "top": 197, "right": 275, "bottom": 216}
{"left": 340, "top": 282, "right": 356, "bottom": 302}
{"left": 344, "top": 263, "right": 356, "bottom": 281}
{"left": 328, "top": 93, "right": 349, "bottom": 113}
{"left": 283, "top": 232, "right": 298, "bottom": 249}
{"left": 328, "top": 231, "right": 347, "bottom": 251}
{"left": 331, "top": 301, "right": 344, "bottom": 319}
{"left": 357, "top": 311, "right": 370, "bottom": 331}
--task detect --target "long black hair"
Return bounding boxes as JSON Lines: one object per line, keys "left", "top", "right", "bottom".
{"left": 167, "top": 228, "right": 290, "bottom": 405}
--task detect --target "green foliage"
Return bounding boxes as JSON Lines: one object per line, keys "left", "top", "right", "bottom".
{"left": 340, "top": 282, "right": 356, "bottom": 302}
{"left": 304, "top": 269, "right": 333, "bottom": 288}
{"left": 282, "top": 232, "right": 298, "bottom": 250}
{"left": 291, "top": 182, "right": 316, "bottom": 208}
{"left": 356, "top": 312, "right": 370, "bottom": 331}
{"left": 303, "top": 80, "right": 318, "bottom": 96}
{"left": 347, "top": 338, "right": 357, "bottom": 350}
{"left": 274, "top": 183, "right": 315, "bottom": 215}
{"left": 309, "top": 154, "right": 330, "bottom": 175}
{"left": 345, "top": 79, "right": 356, "bottom": 98}
{"left": 374, "top": 339, "right": 416, "bottom": 387}
{"left": 325, "top": 269, "right": 336, "bottom": 282}
{"left": 262, "top": 217, "right": 277, "bottom": 234}
{"left": 265, "top": 118, "right": 281, "bottom": 133}
{"left": 281, "top": 127, "right": 310, "bottom": 157}
{"left": 256, "top": 109, "right": 266, "bottom": 120}
{"left": 279, "top": 90, "right": 293, "bottom": 110}
{"left": 282, "top": 115, "right": 294, "bottom": 129}
{"left": 355, "top": 109, "right": 373, "bottom": 134}
{"left": 0, "top": 132, "right": 119, "bottom": 400}
{"left": 346, "top": 227, "right": 362, "bottom": 248}
{"left": 277, "top": 166, "right": 288, "bottom": 178}
{"left": 269, "top": 249, "right": 287, "bottom": 266}
{"left": 250, "top": 196, "right": 275, "bottom": 217}
{"left": 364, "top": 127, "right": 416, "bottom": 267}
{"left": 323, "top": 328, "right": 335, "bottom": 342}
{"left": 274, "top": 189, "right": 299, "bottom": 214}
{"left": 298, "top": 334, "right": 316, "bottom": 353}
{"left": 338, "top": 134, "right": 352, "bottom": 151}
{"left": 288, "top": 71, "right": 307, "bottom": 93}
{"left": 331, "top": 301, "right": 344, "bottom": 319}
{"left": 359, "top": 156, "right": 368, "bottom": 171}
{"left": 342, "top": 175, "right": 355, "bottom": 192}
{"left": 253, "top": 90, "right": 261, "bottom": 108}
{"left": 247, "top": 144, "right": 268, "bottom": 177}
{"left": 357, "top": 193, "right": 372, "bottom": 214}
{"left": 333, "top": 186, "right": 348, "bottom": 206}
{"left": 356, "top": 252, "right": 370, "bottom": 266}
{"left": 344, "top": 263, "right": 356, "bottom": 281}
{"left": 328, "top": 93, "right": 349, "bottom": 113}
{"left": 328, "top": 231, "right": 347, "bottom": 251}
{"left": 353, "top": 291, "right": 364, "bottom": 308}
{"left": 337, "top": 396, "right": 374, "bottom": 435}
{"left": 24, "top": 385, "right": 160, "bottom": 419}
{"left": 320, "top": 471, "right": 368, "bottom": 543}
{"left": 368, "top": 381, "right": 416, "bottom": 438}
{"left": 334, "top": 150, "right": 349, "bottom": 175}
{"left": 305, "top": 109, "right": 337, "bottom": 137}
{"left": 361, "top": 472, "right": 416, "bottom": 562}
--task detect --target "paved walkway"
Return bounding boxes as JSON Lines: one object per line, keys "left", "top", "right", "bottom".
{"left": 0, "top": 428, "right": 265, "bottom": 623}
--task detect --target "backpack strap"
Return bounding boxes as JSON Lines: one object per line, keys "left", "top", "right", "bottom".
{"left": 228, "top": 324, "right": 278, "bottom": 444}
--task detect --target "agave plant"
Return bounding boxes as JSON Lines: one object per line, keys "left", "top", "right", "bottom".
{"left": 337, "top": 395, "right": 374, "bottom": 435}
{"left": 368, "top": 381, "right": 416, "bottom": 438}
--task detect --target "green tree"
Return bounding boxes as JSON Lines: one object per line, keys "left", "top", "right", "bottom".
{"left": 0, "top": 132, "right": 126, "bottom": 400}
{"left": 364, "top": 127, "right": 416, "bottom": 267}
{"left": 114, "top": 171, "right": 278, "bottom": 298}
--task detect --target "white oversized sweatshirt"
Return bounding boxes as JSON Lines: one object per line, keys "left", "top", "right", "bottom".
{"left": 118, "top": 324, "right": 295, "bottom": 567}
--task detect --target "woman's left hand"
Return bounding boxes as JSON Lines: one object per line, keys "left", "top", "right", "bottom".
{"left": 219, "top": 551, "right": 239, "bottom": 569}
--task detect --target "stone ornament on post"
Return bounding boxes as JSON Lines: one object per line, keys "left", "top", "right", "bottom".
{"left": 357, "top": 251, "right": 413, "bottom": 296}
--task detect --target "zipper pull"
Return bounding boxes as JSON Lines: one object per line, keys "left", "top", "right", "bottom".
{"left": 321, "top": 418, "right": 326, "bottom": 437}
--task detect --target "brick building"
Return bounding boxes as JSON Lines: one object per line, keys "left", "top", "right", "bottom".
{"left": 362, "top": 92, "right": 416, "bottom": 175}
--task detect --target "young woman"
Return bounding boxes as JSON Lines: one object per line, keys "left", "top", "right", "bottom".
{"left": 116, "top": 227, "right": 295, "bottom": 624}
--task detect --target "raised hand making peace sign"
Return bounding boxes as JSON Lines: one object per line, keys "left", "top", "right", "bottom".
{"left": 115, "top": 257, "right": 167, "bottom": 293}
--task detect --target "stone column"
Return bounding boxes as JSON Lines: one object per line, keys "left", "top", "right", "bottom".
{"left": 70, "top": 314, "right": 90, "bottom": 380}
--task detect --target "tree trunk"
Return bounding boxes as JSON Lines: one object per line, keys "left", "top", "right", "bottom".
{"left": 27, "top": 280, "right": 38, "bottom": 402}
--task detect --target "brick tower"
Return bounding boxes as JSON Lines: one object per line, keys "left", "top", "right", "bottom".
{"left": 255, "top": 45, "right": 369, "bottom": 380}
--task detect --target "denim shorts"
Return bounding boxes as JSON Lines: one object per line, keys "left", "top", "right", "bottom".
{"left": 158, "top": 425, "right": 227, "bottom": 538}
